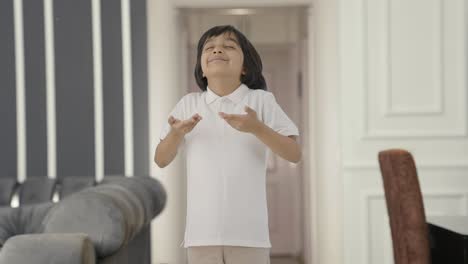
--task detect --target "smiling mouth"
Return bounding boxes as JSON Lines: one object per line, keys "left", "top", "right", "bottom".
{"left": 208, "top": 58, "right": 228, "bottom": 63}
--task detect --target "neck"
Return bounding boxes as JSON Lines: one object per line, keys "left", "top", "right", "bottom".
{"left": 207, "top": 77, "right": 241, "bottom": 97}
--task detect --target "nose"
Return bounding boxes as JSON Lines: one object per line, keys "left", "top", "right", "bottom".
{"left": 212, "top": 47, "right": 223, "bottom": 54}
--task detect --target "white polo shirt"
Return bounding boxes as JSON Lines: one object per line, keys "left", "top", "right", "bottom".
{"left": 159, "top": 83, "right": 299, "bottom": 248}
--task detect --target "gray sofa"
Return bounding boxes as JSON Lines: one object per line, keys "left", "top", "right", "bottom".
{"left": 0, "top": 176, "right": 166, "bottom": 264}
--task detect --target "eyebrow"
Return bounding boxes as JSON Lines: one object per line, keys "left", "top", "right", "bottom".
{"left": 203, "top": 35, "right": 240, "bottom": 46}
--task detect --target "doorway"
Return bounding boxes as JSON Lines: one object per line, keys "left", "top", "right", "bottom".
{"left": 179, "top": 7, "right": 309, "bottom": 264}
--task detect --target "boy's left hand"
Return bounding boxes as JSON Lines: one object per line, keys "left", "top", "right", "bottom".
{"left": 219, "top": 106, "right": 262, "bottom": 134}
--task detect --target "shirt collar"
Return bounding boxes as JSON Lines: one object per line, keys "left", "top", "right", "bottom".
{"left": 205, "top": 83, "right": 250, "bottom": 105}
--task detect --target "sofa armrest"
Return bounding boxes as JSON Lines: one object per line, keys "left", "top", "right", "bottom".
{"left": 0, "top": 233, "right": 95, "bottom": 264}
{"left": 43, "top": 176, "right": 166, "bottom": 258}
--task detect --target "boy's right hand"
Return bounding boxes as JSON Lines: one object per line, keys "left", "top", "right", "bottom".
{"left": 168, "top": 113, "right": 202, "bottom": 137}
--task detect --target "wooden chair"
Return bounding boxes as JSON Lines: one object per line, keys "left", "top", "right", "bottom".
{"left": 378, "top": 149, "right": 431, "bottom": 264}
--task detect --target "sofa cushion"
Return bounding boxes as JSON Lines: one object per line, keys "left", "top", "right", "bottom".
{"left": 19, "top": 178, "right": 56, "bottom": 205}
{"left": 0, "top": 207, "right": 16, "bottom": 247}
{"left": 42, "top": 190, "right": 126, "bottom": 257}
{"left": 0, "top": 202, "right": 53, "bottom": 247}
{"left": 79, "top": 184, "right": 145, "bottom": 242}
{"left": 101, "top": 176, "right": 166, "bottom": 220}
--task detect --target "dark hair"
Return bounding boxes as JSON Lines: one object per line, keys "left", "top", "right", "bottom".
{"left": 194, "top": 25, "right": 267, "bottom": 91}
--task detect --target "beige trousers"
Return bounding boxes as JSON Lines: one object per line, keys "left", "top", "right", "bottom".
{"left": 187, "top": 246, "right": 270, "bottom": 264}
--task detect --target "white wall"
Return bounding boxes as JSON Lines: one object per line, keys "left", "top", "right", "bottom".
{"left": 340, "top": 0, "right": 468, "bottom": 263}
{"left": 147, "top": 1, "right": 187, "bottom": 264}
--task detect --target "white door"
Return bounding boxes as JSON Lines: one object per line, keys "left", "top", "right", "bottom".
{"left": 340, "top": 0, "right": 468, "bottom": 263}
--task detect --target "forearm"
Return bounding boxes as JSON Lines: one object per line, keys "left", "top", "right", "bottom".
{"left": 253, "top": 122, "right": 302, "bottom": 163}
{"left": 154, "top": 129, "right": 184, "bottom": 168}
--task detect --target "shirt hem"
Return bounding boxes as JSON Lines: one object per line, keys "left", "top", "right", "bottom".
{"left": 181, "top": 239, "right": 272, "bottom": 249}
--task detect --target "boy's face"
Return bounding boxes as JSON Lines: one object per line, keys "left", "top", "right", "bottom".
{"left": 200, "top": 32, "right": 245, "bottom": 81}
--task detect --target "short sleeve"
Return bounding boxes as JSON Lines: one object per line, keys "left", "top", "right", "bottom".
{"left": 159, "top": 96, "right": 186, "bottom": 141}
{"left": 262, "top": 92, "right": 299, "bottom": 137}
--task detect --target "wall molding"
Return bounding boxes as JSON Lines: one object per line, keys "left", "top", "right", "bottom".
{"left": 362, "top": 190, "right": 468, "bottom": 264}
{"left": 361, "top": 129, "right": 468, "bottom": 139}
{"left": 344, "top": 161, "right": 468, "bottom": 170}
{"left": 383, "top": 0, "right": 444, "bottom": 116}
{"left": 360, "top": 0, "right": 467, "bottom": 139}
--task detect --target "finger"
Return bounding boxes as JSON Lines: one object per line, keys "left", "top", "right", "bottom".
{"left": 182, "top": 119, "right": 195, "bottom": 126}
{"left": 244, "top": 106, "right": 254, "bottom": 113}
{"left": 186, "top": 118, "right": 201, "bottom": 131}
{"left": 190, "top": 120, "right": 201, "bottom": 129}
{"left": 183, "top": 116, "right": 200, "bottom": 127}
{"left": 218, "top": 112, "right": 237, "bottom": 120}
{"left": 191, "top": 114, "right": 202, "bottom": 122}
{"left": 221, "top": 113, "right": 244, "bottom": 120}
{"left": 168, "top": 116, "right": 179, "bottom": 125}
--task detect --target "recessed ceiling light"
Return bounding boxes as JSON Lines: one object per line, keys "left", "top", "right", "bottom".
{"left": 224, "top": 8, "right": 256, "bottom": 15}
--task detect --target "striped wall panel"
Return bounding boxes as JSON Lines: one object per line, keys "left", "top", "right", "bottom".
{"left": 102, "top": 0, "right": 125, "bottom": 176}
{"left": 1, "top": 0, "right": 148, "bottom": 182}
{"left": 54, "top": 0, "right": 95, "bottom": 177}
{"left": 24, "top": 0, "right": 48, "bottom": 177}
{"left": 131, "top": 0, "right": 149, "bottom": 177}
{"left": 0, "top": 0, "right": 17, "bottom": 179}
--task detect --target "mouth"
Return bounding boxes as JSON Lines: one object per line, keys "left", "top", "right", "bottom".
{"left": 208, "top": 57, "right": 228, "bottom": 63}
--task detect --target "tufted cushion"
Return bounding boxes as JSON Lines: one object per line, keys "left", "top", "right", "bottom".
{"left": 42, "top": 190, "right": 126, "bottom": 257}
{"left": 0, "top": 202, "right": 54, "bottom": 247}
{"left": 129, "top": 176, "right": 166, "bottom": 219}
{"left": 101, "top": 176, "right": 166, "bottom": 220}
{"left": 19, "top": 177, "right": 56, "bottom": 205}
{"left": 80, "top": 184, "right": 145, "bottom": 243}
{"left": 41, "top": 176, "right": 166, "bottom": 257}
{"left": 0, "top": 207, "right": 15, "bottom": 247}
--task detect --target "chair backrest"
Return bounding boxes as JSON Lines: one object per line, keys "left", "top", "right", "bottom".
{"left": 378, "top": 149, "right": 430, "bottom": 264}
